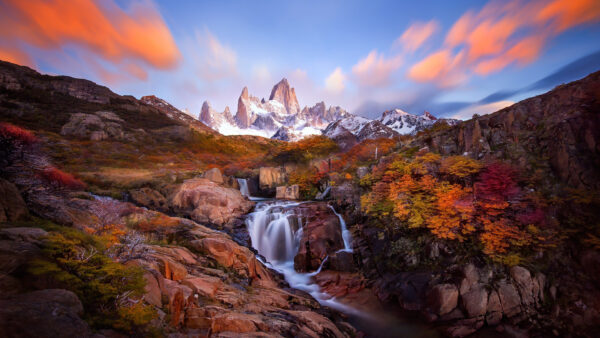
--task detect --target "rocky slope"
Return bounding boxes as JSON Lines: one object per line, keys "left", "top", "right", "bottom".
{"left": 416, "top": 70, "right": 600, "bottom": 190}
{"left": 0, "top": 141, "right": 356, "bottom": 337}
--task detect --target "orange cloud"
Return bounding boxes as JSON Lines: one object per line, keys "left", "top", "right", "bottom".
{"left": 475, "top": 34, "right": 546, "bottom": 75}
{"left": 537, "top": 0, "right": 600, "bottom": 33}
{"left": 0, "top": 0, "right": 180, "bottom": 81}
{"left": 0, "top": 45, "right": 34, "bottom": 67}
{"left": 352, "top": 50, "right": 403, "bottom": 87}
{"left": 395, "top": 20, "right": 439, "bottom": 52}
{"left": 409, "top": 0, "right": 600, "bottom": 86}
{"left": 408, "top": 49, "right": 465, "bottom": 87}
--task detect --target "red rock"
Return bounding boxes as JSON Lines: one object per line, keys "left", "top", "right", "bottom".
{"left": 182, "top": 275, "right": 222, "bottom": 298}
{"left": 268, "top": 78, "right": 300, "bottom": 115}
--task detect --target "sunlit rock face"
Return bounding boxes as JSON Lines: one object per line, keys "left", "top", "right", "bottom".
{"left": 199, "top": 78, "right": 350, "bottom": 141}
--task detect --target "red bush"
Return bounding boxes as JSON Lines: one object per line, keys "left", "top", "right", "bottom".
{"left": 40, "top": 167, "right": 86, "bottom": 190}
{"left": 0, "top": 122, "right": 36, "bottom": 145}
{"left": 475, "top": 162, "right": 520, "bottom": 201}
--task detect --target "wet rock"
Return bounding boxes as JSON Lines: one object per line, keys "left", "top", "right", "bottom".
{"left": 276, "top": 185, "right": 300, "bottom": 200}
{"left": 293, "top": 203, "right": 344, "bottom": 272}
{"left": 328, "top": 250, "right": 355, "bottom": 272}
{"left": 427, "top": 284, "right": 459, "bottom": 316}
{"left": 0, "top": 179, "right": 28, "bottom": 222}
{"left": 0, "top": 289, "right": 93, "bottom": 337}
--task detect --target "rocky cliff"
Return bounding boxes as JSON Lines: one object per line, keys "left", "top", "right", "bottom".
{"left": 417, "top": 70, "right": 600, "bottom": 189}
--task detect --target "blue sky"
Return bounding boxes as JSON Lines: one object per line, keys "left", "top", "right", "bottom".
{"left": 1, "top": 0, "right": 599, "bottom": 119}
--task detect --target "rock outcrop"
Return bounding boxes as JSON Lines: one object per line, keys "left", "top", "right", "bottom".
{"left": 60, "top": 111, "right": 130, "bottom": 141}
{"left": 292, "top": 203, "right": 345, "bottom": 272}
{"left": 170, "top": 178, "right": 254, "bottom": 226}
{"left": 269, "top": 78, "right": 300, "bottom": 115}
{"left": 418, "top": 70, "right": 600, "bottom": 189}
{"left": 202, "top": 167, "right": 224, "bottom": 184}
{"left": 275, "top": 184, "right": 300, "bottom": 200}
{"left": 258, "top": 166, "right": 286, "bottom": 193}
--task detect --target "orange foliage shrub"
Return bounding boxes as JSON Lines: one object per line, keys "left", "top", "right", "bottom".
{"left": 39, "top": 166, "right": 86, "bottom": 190}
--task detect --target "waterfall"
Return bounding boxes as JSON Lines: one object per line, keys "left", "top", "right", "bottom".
{"left": 329, "top": 205, "right": 352, "bottom": 253}
{"left": 246, "top": 200, "right": 363, "bottom": 316}
{"left": 237, "top": 178, "right": 250, "bottom": 197}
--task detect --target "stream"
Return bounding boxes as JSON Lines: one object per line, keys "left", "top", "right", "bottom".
{"left": 238, "top": 179, "right": 439, "bottom": 337}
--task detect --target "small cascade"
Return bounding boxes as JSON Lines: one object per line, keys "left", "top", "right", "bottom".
{"left": 237, "top": 178, "right": 250, "bottom": 197}
{"left": 246, "top": 200, "right": 364, "bottom": 316}
{"left": 329, "top": 205, "right": 352, "bottom": 253}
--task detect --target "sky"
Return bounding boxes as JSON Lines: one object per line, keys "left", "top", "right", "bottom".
{"left": 0, "top": 0, "right": 599, "bottom": 120}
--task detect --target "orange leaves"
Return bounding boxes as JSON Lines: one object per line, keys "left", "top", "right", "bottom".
{"left": 428, "top": 183, "right": 475, "bottom": 241}
{"left": 440, "top": 155, "right": 482, "bottom": 178}
{"left": 360, "top": 151, "right": 552, "bottom": 258}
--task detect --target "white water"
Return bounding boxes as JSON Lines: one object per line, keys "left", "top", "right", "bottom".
{"left": 237, "top": 178, "right": 250, "bottom": 197}
{"left": 246, "top": 200, "right": 364, "bottom": 316}
{"left": 329, "top": 205, "right": 353, "bottom": 253}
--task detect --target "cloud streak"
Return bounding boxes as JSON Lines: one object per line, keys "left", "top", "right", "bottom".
{"left": 0, "top": 0, "right": 180, "bottom": 82}
{"left": 407, "top": 0, "right": 600, "bottom": 87}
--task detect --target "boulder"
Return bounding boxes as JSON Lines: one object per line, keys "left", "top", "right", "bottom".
{"left": 0, "top": 179, "right": 28, "bottom": 222}
{"left": 128, "top": 187, "right": 168, "bottom": 212}
{"left": 275, "top": 185, "right": 300, "bottom": 200}
{"left": 497, "top": 282, "right": 521, "bottom": 318}
{"left": 459, "top": 264, "right": 480, "bottom": 295}
{"left": 427, "top": 283, "right": 459, "bottom": 316}
{"left": 170, "top": 178, "right": 254, "bottom": 226}
{"left": 486, "top": 290, "right": 503, "bottom": 325}
{"left": 293, "top": 203, "right": 344, "bottom": 272}
{"left": 0, "top": 289, "right": 93, "bottom": 337}
{"left": 510, "top": 266, "right": 535, "bottom": 306}
{"left": 258, "top": 167, "right": 285, "bottom": 191}
{"left": 461, "top": 284, "right": 488, "bottom": 317}
{"left": 203, "top": 167, "right": 224, "bottom": 184}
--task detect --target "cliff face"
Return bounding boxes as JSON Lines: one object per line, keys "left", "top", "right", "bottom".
{"left": 418, "top": 70, "right": 600, "bottom": 189}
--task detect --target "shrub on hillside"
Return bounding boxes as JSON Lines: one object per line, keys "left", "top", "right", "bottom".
{"left": 0, "top": 122, "right": 37, "bottom": 171}
{"left": 39, "top": 166, "right": 86, "bottom": 190}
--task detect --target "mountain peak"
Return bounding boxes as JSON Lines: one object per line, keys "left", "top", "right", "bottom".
{"left": 269, "top": 78, "right": 299, "bottom": 114}
{"left": 240, "top": 86, "right": 249, "bottom": 100}
{"left": 424, "top": 111, "right": 437, "bottom": 120}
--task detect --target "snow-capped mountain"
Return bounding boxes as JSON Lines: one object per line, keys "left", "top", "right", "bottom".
{"left": 322, "top": 109, "right": 459, "bottom": 149}
{"left": 378, "top": 109, "right": 459, "bottom": 134}
{"left": 199, "top": 78, "right": 350, "bottom": 141}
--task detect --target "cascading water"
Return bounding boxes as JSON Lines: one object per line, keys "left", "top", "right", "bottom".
{"left": 237, "top": 178, "right": 250, "bottom": 197}
{"left": 246, "top": 200, "right": 363, "bottom": 316}
{"left": 329, "top": 205, "right": 352, "bottom": 253}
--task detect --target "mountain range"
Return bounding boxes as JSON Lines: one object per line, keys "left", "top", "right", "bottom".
{"left": 197, "top": 78, "right": 458, "bottom": 141}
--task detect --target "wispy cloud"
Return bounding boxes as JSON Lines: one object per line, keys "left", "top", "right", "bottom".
{"left": 0, "top": 0, "right": 181, "bottom": 82}
{"left": 351, "top": 50, "right": 403, "bottom": 87}
{"left": 394, "top": 20, "right": 439, "bottom": 52}
{"left": 407, "top": 0, "right": 600, "bottom": 86}
{"left": 325, "top": 67, "right": 346, "bottom": 94}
